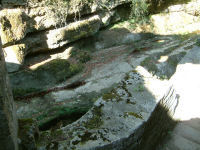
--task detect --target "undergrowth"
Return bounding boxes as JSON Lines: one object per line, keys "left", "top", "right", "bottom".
{"left": 130, "top": 0, "right": 150, "bottom": 25}
{"left": 28, "top": 0, "right": 99, "bottom": 28}
{"left": 28, "top": 0, "right": 151, "bottom": 28}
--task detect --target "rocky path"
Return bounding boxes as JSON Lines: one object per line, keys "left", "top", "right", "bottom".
{"left": 157, "top": 46, "right": 200, "bottom": 150}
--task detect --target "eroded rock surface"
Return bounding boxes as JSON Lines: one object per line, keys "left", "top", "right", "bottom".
{"left": 1, "top": 0, "right": 200, "bottom": 149}
{"left": 13, "top": 27, "right": 199, "bottom": 149}
{"left": 0, "top": 0, "right": 132, "bottom": 72}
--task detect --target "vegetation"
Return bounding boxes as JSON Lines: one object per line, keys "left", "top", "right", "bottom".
{"left": 130, "top": 0, "right": 149, "bottom": 24}
{"left": 84, "top": 107, "right": 103, "bottom": 129}
{"left": 71, "top": 50, "right": 92, "bottom": 63}
{"left": 28, "top": 0, "right": 152, "bottom": 28}
{"left": 28, "top": 0, "right": 99, "bottom": 27}
{"left": 124, "top": 112, "right": 143, "bottom": 119}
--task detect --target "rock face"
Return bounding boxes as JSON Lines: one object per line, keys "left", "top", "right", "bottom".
{"left": 151, "top": 0, "right": 200, "bottom": 35}
{"left": 1, "top": 0, "right": 200, "bottom": 149}
{"left": 13, "top": 25, "right": 198, "bottom": 149}
{"left": 0, "top": 0, "right": 132, "bottom": 72}
{"left": 0, "top": 39, "right": 18, "bottom": 150}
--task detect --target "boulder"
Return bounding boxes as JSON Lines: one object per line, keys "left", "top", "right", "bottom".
{"left": 151, "top": 12, "right": 200, "bottom": 35}
{"left": 0, "top": 0, "right": 132, "bottom": 45}
{"left": 4, "top": 44, "right": 27, "bottom": 72}
{"left": 0, "top": 0, "right": 132, "bottom": 72}
{"left": 2, "top": 15, "right": 100, "bottom": 72}
{"left": 21, "top": 14, "right": 101, "bottom": 54}
{"left": 0, "top": 9, "right": 33, "bottom": 45}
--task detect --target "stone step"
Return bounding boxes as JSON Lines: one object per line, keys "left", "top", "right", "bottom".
{"left": 182, "top": 118, "right": 200, "bottom": 131}
{"left": 174, "top": 122, "right": 200, "bottom": 145}
{"left": 162, "top": 134, "right": 200, "bottom": 150}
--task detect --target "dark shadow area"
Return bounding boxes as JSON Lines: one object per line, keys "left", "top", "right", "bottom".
{"left": 39, "top": 107, "right": 88, "bottom": 131}
{"left": 133, "top": 87, "right": 179, "bottom": 150}
{"left": 156, "top": 117, "right": 200, "bottom": 150}
{"left": 9, "top": 59, "right": 83, "bottom": 99}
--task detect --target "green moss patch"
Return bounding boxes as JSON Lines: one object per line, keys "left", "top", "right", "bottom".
{"left": 102, "top": 89, "right": 123, "bottom": 102}
{"left": 11, "top": 59, "right": 83, "bottom": 98}
{"left": 124, "top": 112, "right": 143, "bottom": 119}
{"left": 78, "top": 52, "right": 91, "bottom": 63}
{"left": 79, "top": 131, "right": 97, "bottom": 145}
{"left": 102, "top": 92, "right": 118, "bottom": 101}
{"left": 84, "top": 107, "right": 103, "bottom": 129}
{"left": 35, "top": 59, "right": 83, "bottom": 83}
{"left": 18, "top": 118, "right": 39, "bottom": 150}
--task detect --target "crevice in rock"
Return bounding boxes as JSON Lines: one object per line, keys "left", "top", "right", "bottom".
{"left": 39, "top": 110, "right": 87, "bottom": 131}
{"left": 14, "top": 80, "right": 86, "bottom": 101}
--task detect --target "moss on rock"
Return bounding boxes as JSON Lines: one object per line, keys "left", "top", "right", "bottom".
{"left": 38, "top": 106, "right": 89, "bottom": 131}
{"left": 18, "top": 118, "right": 39, "bottom": 150}
{"left": 125, "top": 112, "right": 143, "bottom": 119}
{"left": 11, "top": 59, "right": 83, "bottom": 98}
{"left": 84, "top": 107, "right": 103, "bottom": 129}
{"left": 0, "top": 10, "right": 29, "bottom": 45}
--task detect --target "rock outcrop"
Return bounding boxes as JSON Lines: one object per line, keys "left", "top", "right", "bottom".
{"left": 0, "top": 0, "right": 132, "bottom": 72}
{"left": 1, "top": 0, "right": 200, "bottom": 149}
{"left": 0, "top": 39, "right": 18, "bottom": 150}
{"left": 151, "top": 1, "right": 200, "bottom": 35}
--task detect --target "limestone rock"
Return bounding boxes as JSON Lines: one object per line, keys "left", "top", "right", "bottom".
{"left": 46, "top": 15, "right": 101, "bottom": 49}
{"left": 0, "top": 9, "right": 31, "bottom": 45}
{"left": 0, "top": 39, "right": 18, "bottom": 150}
{"left": 166, "top": 1, "right": 200, "bottom": 16}
{"left": 1, "top": 14, "right": 100, "bottom": 72}
{"left": 4, "top": 44, "right": 27, "bottom": 72}
{"left": 20, "top": 15, "right": 101, "bottom": 54}
{"left": 0, "top": 0, "right": 131, "bottom": 46}
{"left": 151, "top": 12, "right": 200, "bottom": 35}
{"left": 0, "top": 0, "right": 132, "bottom": 72}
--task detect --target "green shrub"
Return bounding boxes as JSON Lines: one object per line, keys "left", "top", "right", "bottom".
{"left": 78, "top": 52, "right": 91, "bottom": 63}
{"left": 130, "top": 0, "right": 149, "bottom": 24}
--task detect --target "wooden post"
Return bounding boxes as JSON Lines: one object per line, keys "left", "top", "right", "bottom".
{"left": 0, "top": 38, "right": 18, "bottom": 150}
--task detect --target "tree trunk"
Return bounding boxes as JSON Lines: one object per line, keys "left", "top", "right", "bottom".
{"left": 0, "top": 38, "right": 18, "bottom": 150}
